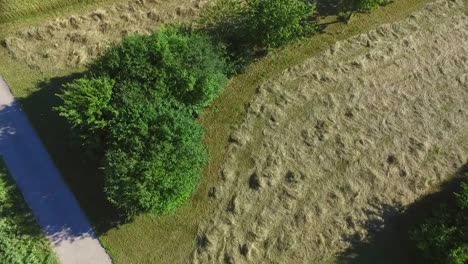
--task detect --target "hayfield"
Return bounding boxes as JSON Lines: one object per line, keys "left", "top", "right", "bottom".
{"left": 194, "top": 0, "right": 468, "bottom": 262}
{"left": 0, "top": 0, "right": 447, "bottom": 263}
{"left": 2, "top": 0, "right": 207, "bottom": 70}
{"left": 0, "top": 0, "right": 118, "bottom": 23}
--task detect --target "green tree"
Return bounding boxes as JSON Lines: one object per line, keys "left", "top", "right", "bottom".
{"left": 92, "top": 25, "right": 228, "bottom": 113}
{"left": 246, "top": 0, "right": 317, "bottom": 49}
{"left": 103, "top": 96, "right": 207, "bottom": 216}
{"left": 199, "top": 0, "right": 318, "bottom": 70}
{"left": 55, "top": 77, "right": 117, "bottom": 151}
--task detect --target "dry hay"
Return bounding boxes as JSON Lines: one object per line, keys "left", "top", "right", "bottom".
{"left": 2, "top": 0, "right": 210, "bottom": 70}
{"left": 193, "top": 0, "right": 468, "bottom": 263}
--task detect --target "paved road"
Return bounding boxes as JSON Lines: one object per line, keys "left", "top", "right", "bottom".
{"left": 0, "top": 75, "right": 112, "bottom": 264}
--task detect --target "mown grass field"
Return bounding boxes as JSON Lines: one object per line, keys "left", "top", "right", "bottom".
{"left": 0, "top": 0, "right": 433, "bottom": 262}
{"left": 0, "top": 158, "right": 57, "bottom": 263}
{"left": 0, "top": 0, "right": 122, "bottom": 23}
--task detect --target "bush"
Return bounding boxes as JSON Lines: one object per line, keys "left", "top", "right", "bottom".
{"left": 246, "top": 0, "right": 317, "bottom": 49}
{"left": 0, "top": 161, "right": 56, "bottom": 264}
{"left": 55, "top": 77, "right": 117, "bottom": 152}
{"left": 199, "top": 0, "right": 318, "bottom": 70}
{"left": 411, "top": 179, "right": 468, "bottom": 264}
{"left": 92, "top": 25, "right": 228, "bottom": 113}
{"left": 104, "top": 98, "right": 208, "bottom": 216}
{"left": 56, "top": 25, "right": 227, "bottom": 217}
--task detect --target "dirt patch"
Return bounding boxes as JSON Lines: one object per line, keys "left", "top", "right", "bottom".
{"left": 2, "top": 0, "right": 209, "bottom": 70}
{"left": 193, "top": 0, "right": 468, "bottom": 263}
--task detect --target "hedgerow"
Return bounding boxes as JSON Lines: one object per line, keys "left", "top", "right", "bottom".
{"left": 56, "top": 25, "right": 226, "bottom": 217}
{"left": 103, "top": 93, "right": 208, "bottom": 216}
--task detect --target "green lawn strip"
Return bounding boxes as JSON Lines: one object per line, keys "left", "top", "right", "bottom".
{"left": 0, "top": 157, "right": 57, "bottom": 264}
{"left": 0, "top": 0, "right": 432, "bottom": 263}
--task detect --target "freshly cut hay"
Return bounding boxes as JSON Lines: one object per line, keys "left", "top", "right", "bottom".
{"left": 3, "top": 0, "right": 210, "bottom": 70}
{"left": 193, "top": 0, "right": 468, "bottom": 263}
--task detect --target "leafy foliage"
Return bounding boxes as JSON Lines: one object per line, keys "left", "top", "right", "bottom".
{"left": 92, "top": 25, "right": 228, "bottom": 113}
{"left": 199, "top": 0, "right": 318, "bottom": 70}
{"left": 55, "top": 77, "right": 116, "bottom": 152}
{"left": 104, "top": 100, "right": 207, "bottom": 216}
{"left": 56, "top": 26, "right": 227, "bottom": 217}
{"left": 0, "top": 161, "right": 56, "bottom": 264}
{"left": 411, "top": 179, "right": 468, "bottom": 264}
{"left": 246, "top": 0, "right": 317, "bottom": 49}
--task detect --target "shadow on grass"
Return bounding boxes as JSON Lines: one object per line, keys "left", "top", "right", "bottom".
{"left": 337, "top": 164, "right": 468, "bottom": 264}
{"left": 308, "top": 0, "right": 343, "bottom": 16}
{"left": 16, "top": 73, "right": 124, "bottom": 235}
{"left": 0, "top": 160, "right": 46, "bottom": 239}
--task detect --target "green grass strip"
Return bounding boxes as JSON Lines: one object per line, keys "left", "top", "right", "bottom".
{"left": 0, "top": 157, "right": 57, "bottom": 264}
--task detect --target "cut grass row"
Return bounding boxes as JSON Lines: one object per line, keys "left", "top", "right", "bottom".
{"left": 0, "top": 0, "right": 120, "bottom": 23}
{"left": 0, "top": 158, "right": 57, "bottom": 263}
{"left": 0, "top": 0, "right": 131, "bottom": 38}
{"left": 0, "top": 0, "right": 432, "bottom": 262}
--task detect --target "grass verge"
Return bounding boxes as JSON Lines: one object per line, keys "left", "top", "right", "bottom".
{"left": 0, "top": 158, "right": 57, "bottom": 263}
{"left": 0, "top": 0, "right": 432, "bottom": 262}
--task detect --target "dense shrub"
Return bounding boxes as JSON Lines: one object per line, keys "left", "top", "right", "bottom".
{"left": 92, "top": 25, "right": 228, "bottom": 113}
{"left": 103, "top": 89, "right": 208, "bottom": 216}
{"left": 411, "top": 179, "right": 468, "bottom": 264}
{"left": 55, "top": 77, "right": 117, "bottom": 152}
{"left": 56, "top": 25, "right": 227, "bottom": 217}
{"left": 0, "top": 162, "right": 56, "bottom": 264}
{"left": 199, "top": 0, "right": 318, "bottom": 70}
{"left": 246, "top": 0, "right": 317, "bottom": 49}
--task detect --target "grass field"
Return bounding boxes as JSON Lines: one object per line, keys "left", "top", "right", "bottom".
{"left": 0, "top": 0, "right": 434, "bottom": 262}
{"left": 0, "top": 0, "right": 122, "bottom": 23}
{"left": 195, "top": 1, "right": 468, "bottom": 262}
{"left": 0, "top": 158, "right": 57, "bottom": 263}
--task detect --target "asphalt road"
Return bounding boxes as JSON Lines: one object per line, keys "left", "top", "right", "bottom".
{"left": 0, "top": 75, "right": 112, "bottom": 264}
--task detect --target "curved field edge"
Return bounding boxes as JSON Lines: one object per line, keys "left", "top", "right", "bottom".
{"left": 195, "top": 0, "right": 468, "bottom": 262}
{"left": 0, "top": 0, "right": 433, "bottom": 263}
{"left": 0, "top": 158, "right": 57, "bottom": 263}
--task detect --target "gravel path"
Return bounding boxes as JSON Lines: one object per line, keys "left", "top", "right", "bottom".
{"left": 0, "top": 75, "right": 112, "bottom": 264}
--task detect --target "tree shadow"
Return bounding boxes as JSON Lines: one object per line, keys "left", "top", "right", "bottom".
{"left": 0, "top": 159, "right": 45, "bottom": 239}
{"left": 307, "top": 0, "right": 344, "bottom": 16}
{"left": 337, "top": 164, "right": 468, "bottom": 264}
{"left": 15, "top": 73, "right": 125, "bottom": 235}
